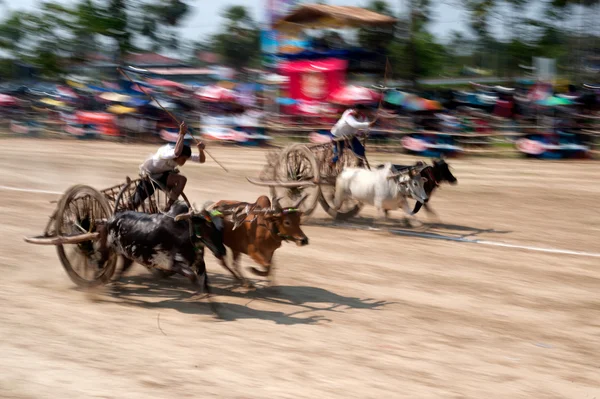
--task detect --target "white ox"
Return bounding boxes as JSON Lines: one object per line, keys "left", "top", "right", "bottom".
{"left": 333, "top": 163, "right": 428, "bottom": 219}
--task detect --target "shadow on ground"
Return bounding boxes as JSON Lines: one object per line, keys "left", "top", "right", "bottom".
{"left": 88, "top": 271, "right": 391, "bottom": 325}
{"left": 306, "top": 216, "right": 512, "bottom": 241}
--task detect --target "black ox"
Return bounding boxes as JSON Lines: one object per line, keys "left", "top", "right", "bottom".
{"left": 377, "top": 159, "right": 457, "bottom": 215}
{"left": 96, "top": 201, "right": 227, "bottom": 293}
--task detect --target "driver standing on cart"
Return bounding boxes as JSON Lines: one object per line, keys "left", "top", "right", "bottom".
{"left": 330, "top": 104, "right": 377, "bottom": 167}
{"left": 132, "top": 121, "right": 205, "bottom": 212}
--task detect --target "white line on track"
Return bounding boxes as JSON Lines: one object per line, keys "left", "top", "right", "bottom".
{"left": 475, "top": 239, "right": 600, "bottom": 258}
{"left": 390, "top": 229, "right": 600, "bottom": 258}
{"left": 3, "top": 184, "right": 599, "bottom": 258}
{"left": 0, "top": 185, "right": 62, "bottom": 195}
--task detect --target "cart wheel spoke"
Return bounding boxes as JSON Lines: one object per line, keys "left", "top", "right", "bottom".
{"left": 270, "top": 145, "right": 320, "bottom": 218}
{"left": 55, "top": 185, "right": 117, "bottom": 288}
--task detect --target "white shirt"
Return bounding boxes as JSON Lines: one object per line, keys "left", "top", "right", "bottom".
{"left": 140, "top": 144, "right": 200, "bottom": 175}
{"left": 331, "top": 109, "right": 371, "bottom": 138}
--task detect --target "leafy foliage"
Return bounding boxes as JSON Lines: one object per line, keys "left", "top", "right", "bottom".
{"left": 210, "top": 5, "right": 261, "bottom": 69}
{"left": 0, "top": 0, "right": 191, "bottom": 77}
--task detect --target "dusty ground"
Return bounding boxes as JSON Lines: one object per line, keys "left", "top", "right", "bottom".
{"left": 0, "top": 138, "right": 599, "bottom": 399}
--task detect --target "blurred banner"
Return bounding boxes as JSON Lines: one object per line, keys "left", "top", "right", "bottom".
{"left": 279, "top": 58, "right": 346, "bottom": 102}
{"left": 261, "top": 30, "right": 279, "bottom": 68}
{"left": 262, "top": 0, "right": 304, "bottom": 68}
{"left": 260, "top": 29, "right": 308, "bottom": 68}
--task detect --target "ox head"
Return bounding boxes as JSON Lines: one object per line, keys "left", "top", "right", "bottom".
{"left": 433, "top": 158, "right": 457, "bottom": 185}
{"left": 175, "top": 203, "right": 227, "bottom": 259}
{"left": 389, "top": 168, "right": 429, "bottom": 203}
{"left": 245, "top": 195, "right": 310, "bottom": 278}
{"left": 406, "top": 169, "right": 429, "bottom": 203}
{"left": 266, "top": 196, "right": 309, "bottom": 247}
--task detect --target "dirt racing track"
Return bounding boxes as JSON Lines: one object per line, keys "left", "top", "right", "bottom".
{"left": 0, "top": 139, "right": 599, "bottom": 398}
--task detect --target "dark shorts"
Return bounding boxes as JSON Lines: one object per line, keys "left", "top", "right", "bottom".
{"left": 329, "top": 134, "right": 365, "bottom": 163}
{"left": 133, "top": 171, "right": 172, "bottom": 205}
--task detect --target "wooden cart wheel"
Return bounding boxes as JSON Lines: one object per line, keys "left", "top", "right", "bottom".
{"left": 319, "top": 186, "right": 364, "bottom": 220}
{"left": 318, "top": 149, "right": 364, "bottom": 220}
{"left": 55, "top": 185, "right": 117, "bottom": 287}
{"left": 270, "top": 144, "right": 320, "bottom": 218}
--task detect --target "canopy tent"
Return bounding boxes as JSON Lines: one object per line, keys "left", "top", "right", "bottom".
{"left": 274, "top": 4, "right": 397, "bottom": 33}
{"left": 327, "top": 85, "right": 380, "bottom": 106}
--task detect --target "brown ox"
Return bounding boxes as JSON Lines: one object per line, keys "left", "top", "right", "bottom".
{"left": 212, "top": 195, "right": 309, "bottom": 284}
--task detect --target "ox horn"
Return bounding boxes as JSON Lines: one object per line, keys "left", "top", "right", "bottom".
{"left": 246, "top": 177, "right": 315, "bottom": 187}
{"left": 272, "top": 196, "right": 283, "bottom": 212}
{"left": 249, "top": 209, "right": 271, "bottom": 215}
{"left": 174, "top": 212, "right": 193, "bottom": 222}
{"left": 292, "top": 194, "right": 308, "bottom": 209}
{"left": 409, "top": 167, "right": 421, "bottom": 177}
{"left": 387, "top": 171, "right": 407, "bottom": 180}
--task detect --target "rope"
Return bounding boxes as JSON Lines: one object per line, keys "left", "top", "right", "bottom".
{"left": 117, "top": 67, "right": 229, "bottom": 173}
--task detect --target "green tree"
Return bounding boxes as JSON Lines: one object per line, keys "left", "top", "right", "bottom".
{"left": 0, "top": 11, "right": 27, "bottom": 57}
{"left": 211, "top": 5, "right": 260, "bottom": 70}
{"left": 402, "top": 0, "right": 434, "bottom": 84}
{"left": 358, "top": 0, "right": 395, "bottom": 53}
{"left": 0, "top": 6, "right": 68, "bottom": 78}
{"left": 0, "top": 0, "right": 193, "bottom": 77}
{"left": 141, "top": 0, "right": 190, "bottom": 50}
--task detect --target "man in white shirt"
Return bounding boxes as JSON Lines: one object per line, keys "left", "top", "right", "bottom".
{"left": 133, "top": 121, "right": 205, "bottom": 212}
{"left": 330, "top": 104, "right": 376, "bottom": 166}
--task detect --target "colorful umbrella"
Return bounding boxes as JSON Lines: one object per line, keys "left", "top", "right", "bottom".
{"left": 107, "top": 105, "right": 137, "bottom": 114}
{"left": 217, "top": 80, "right": 237, "bottom": 90}
{"left": 57, "top": 85, "right": 78, "bottom": 99}
{"left": 384, "top": 90, "right": 407, "bottom": 106}
{"left": 39, "top": 97, "right": 66, "bottom": 108}
{"left": 276, "top": 97, "right": 298, "bottom": 105}
{"left": 403, "top": 96, "right": 443, "bottom": 112}
{"left": 66, "top": 79, "right": 86, "bottom": 89}
{"left": 146, "top": 78, "right": 184, "bottom": 89}
{"left": 99, "top": 92, "right": 131, "bottom": 102}
{"left": 536, "top": 96, "right": 574, "bottom": 107}
{"left": 127, "top": 97, "right": 151, "bottom": 107}
{"left": 292, "top": 100, "right": 336, "bottom": 116}
{"left": 0, "top": 94, "right": 17, "bottom": 106}
{"left": 327, "top": 85, "right": 380, "bottom": 106}
{"left": 194, "top": 85, "right": 237, "bottom": 103}
{"left": 149, "top": 99, "right": 177, "bottom": 110}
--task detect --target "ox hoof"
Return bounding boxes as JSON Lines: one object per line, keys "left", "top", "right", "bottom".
{"left": 250, "top": 267, "right": 270, "bottom": 277}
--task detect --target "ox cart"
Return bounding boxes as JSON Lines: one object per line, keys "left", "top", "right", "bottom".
{"left": 23, "top": 175, "right": 194, "bottom": 287}
{"left": 247, "top": 136, "right": 370, "bottom": 220}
